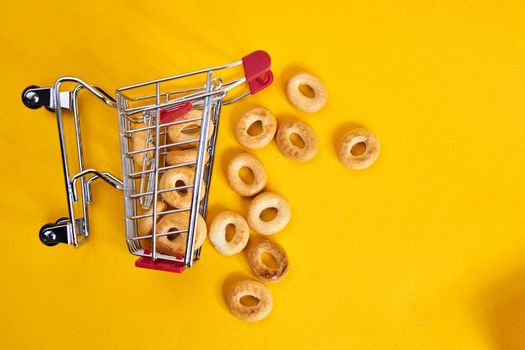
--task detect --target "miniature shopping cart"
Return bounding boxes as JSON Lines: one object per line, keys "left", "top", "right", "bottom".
{"left": 21, "top": 51, "right": 273, "bottom": 272}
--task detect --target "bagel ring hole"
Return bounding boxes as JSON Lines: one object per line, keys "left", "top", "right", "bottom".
{"left": 247, "top": 120, "right": 263, "bottom": 136}
{"left": 166, "top": 228, "right": 180, "bottom": 241}
{"left": 289, "top": 133, "right": 306, "bottom": 149}
{"left": 225, "top": 223, "right": 236, "bottom": 242}
{"left": 181, "top": 123, "right": 201, "bottom": 135}
{"left": 239, "top": 166, "right": 255, "bottom": 185}
{"left": 260, "top": 207, "right": 278, "bottom": 222}
{"left": 240, "top": 295, "right": 260, "bottom": 307}
{"left": 299, "top": 83, "right": 315, "bottom": 98}
{"left": 261, "top": 252, "right": 279, "bottom": 269}
{"left": 351, "top": 141, "right": 367, "bottom": 156}
{"left": 175, "top": 179, "right": 188, "bottom": 196}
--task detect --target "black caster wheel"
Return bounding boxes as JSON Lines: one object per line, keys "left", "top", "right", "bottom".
{"left": 22, "top": 85, "right": 42, "bottom": 109}
{"left": 22, "top": 85, "right": 54, "bottom": 112}
{"left": 39, "top": 223, "right": 60, "bottom": 247}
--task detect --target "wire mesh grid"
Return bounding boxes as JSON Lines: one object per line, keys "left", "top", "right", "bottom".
{"left": 117, "top": 72, "right": 228, "bottom": 266}
{"left": 22, "top": 50, "right": 272, "bottom": 271}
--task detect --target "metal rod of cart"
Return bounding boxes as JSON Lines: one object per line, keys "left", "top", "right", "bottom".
{"left": 21, "top": 51, "right": 273, "bottom": 272}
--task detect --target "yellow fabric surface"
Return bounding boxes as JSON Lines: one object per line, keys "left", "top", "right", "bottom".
{"left": 1, "top": 1, "right": 525, "bottom": 349}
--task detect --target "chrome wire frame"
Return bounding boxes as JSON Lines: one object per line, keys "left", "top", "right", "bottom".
{"left": 48, "top": 78, "right": 123, "bottom": 247}
{"left": 27, "top": 58, "right": 251, "bottom": 265}
{"left": 117, "top": 59, "right": 249, "bottom": 267}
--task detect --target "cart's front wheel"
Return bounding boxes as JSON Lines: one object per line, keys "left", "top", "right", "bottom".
{"left": 39, "top": 223, "right": 61, "bottom": 247}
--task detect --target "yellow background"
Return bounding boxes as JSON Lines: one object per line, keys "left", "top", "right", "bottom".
{"left": 1, "top": 1, "right": 525, "bottom": 349}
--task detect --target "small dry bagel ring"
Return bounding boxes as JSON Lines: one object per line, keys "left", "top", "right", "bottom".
{"left": 167, "top": 109, "right": 213, "bottom": 149}
{"left": 248, "top": 239, "right": 289, "bottom": 282}
{"left": 165, "top": 149, "right": 209, "bottom": 166}
{"left": 227, "top": 279, "right": 273, "bottom": 322}
{"left": 275, "top": 120, "right": 318, "bottom": 161}
{"left": 247, "top": 192, "right": 291, "bottom": 235}
{"left": 137, "top": 200, "right": 168, "bottom": 249}
{"left": 338, "top": 128, "right": 381, "bottom": 170}
{"left": 227, "top": 153, "right": 267, "bottom": 197}
{"left": 209, "top": 211, "right": 250, "bottom": 256}
{"left": 155, "top": 211, "right": 207, "bottom": 256}
{"left": 286, "top": 72, "right": 327, "bottom": 113}
{"left": 159, "top": 167, "right": 204, "bottom": 208}
{"left": 234, "top": 106, "right": 277, "bottom": 149}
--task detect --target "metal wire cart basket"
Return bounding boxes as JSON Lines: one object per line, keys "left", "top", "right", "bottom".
{"left": 21, "top": 51, "right": 273, "bottom": 273}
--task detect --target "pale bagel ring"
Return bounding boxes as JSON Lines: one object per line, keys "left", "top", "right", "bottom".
{"left": 248, "top": 239, "right": 289, "bottom": 282}
{"left": 137, "top": 200, "right": 168, "bottom": 249}
{"left": 227, "top": 279, "right": 273, "bottom": 322}
{"left": 209, "top": 211, "right": 250, "bottom": 256}
{"left": 166, "top": 149, "right": 209, "bottom": 166}
{"left": 159, "top": 167, "right": 204, "bottom": 208}
{"left": 338, "top": 128, "right": 381, "bottom": 170}
{"left": 247, "top": 192, "right": 291, "bottom": 235}
{"left": 286, "top": 72, "right": 327, "bottom": 113}
{"left": 155, "top": 212, "right": 207, "bottom": 256}
{"left": 275, "top": 120, "right": 318, "bottom": 161}
{"left": 167, "top": 109, "right": 213, "bottom": 149}
{"left": 227, "top": 153, "right": 267, "bottom": 197}
{"left": 234, "top": 106, "right": 277, "bottom": 149}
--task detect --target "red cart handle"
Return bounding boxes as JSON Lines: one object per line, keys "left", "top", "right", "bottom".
{"left": 242, "top": 50, "right": 273, "bottom": 94}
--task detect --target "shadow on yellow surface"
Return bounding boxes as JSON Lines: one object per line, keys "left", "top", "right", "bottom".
{"left": 481, "top": 266, "right": 525, "bottom": 350}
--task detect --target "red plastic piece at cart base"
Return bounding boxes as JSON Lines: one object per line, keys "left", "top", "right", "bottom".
{"left": 160, "top": 101, "right": 193, "bottom": 124}
{"left": 135, "top": 250, "right": 185, "bottom": 273}
{"left": 242, "top": 50, "right": 273, "bottom": 94}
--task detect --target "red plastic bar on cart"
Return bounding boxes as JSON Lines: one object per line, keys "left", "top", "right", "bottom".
{"left": 135, "top": 250, "right": 185, "bottom": 273}
{"left": 160, "top": 102, "right": 192, "bottom": 124}
{"left": 242, "top": 50, "right": 273, "bottom": 94}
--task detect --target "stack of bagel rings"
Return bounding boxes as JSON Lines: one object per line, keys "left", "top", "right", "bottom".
{"left": 129, "top": 108, "right": 214, "bottom": 259}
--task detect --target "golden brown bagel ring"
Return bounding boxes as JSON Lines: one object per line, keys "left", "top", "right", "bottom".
{"left": 167, "top": 109, "right": 213, "bottom": 149}
{"left": 166, "top": 149, "right": 209, "bottom": 166}
{"left": 234, "top": 106, "right": 277, "bottom": 149}
{"left": 209, "top": 211, "right": 250, "bottom": 256}
{"left": 159, "top": 167, "right": 204, "bottom": 208}
{"left": 275, "top": 120, "right": 318, "bottom": 161}
{"left": 137, "top": 200, "right": 168, "bottom": 249}
{"left": 227, "top": 153, "right": 267, "bottom": 197}
{"left": 247, "top": 192, "right": 291, "bottom": 235}
{"left": 338, "top": 128, "right": 380, "bottom": 170}
{"left": 226, "top": 279, "right": 273, "bottom": 322}
{"left": 155, "top": 212, "right": 207, "bottom": 256}
{"left": 286, "top": 72, "right": 327, "bottom": 113}
{"left": 248, "top": 239, "right": 289, "bottom": 282}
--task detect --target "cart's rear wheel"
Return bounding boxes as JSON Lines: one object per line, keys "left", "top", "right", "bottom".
{"left": 39, "top": 223, "right": 60, "bottom": 247}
